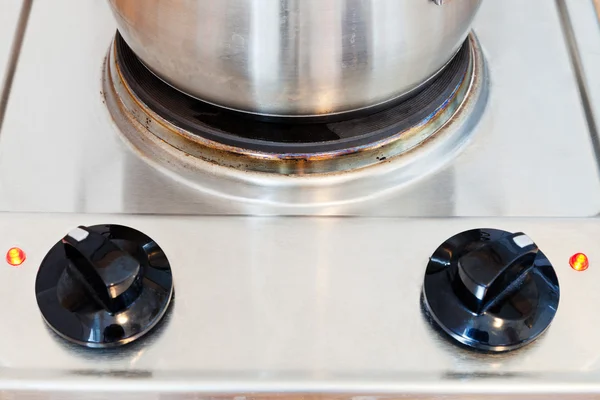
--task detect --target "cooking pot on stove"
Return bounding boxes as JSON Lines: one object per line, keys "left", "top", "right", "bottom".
{"left": 108, "top": 0, "right": 482, "bottom": 119}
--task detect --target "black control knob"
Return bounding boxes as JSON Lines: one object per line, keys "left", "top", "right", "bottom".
{"left": 36, "top": 225, "right": 173, "bottom": 348}
{"left": 422, "top": 229, "right": 559, "bottom": 352}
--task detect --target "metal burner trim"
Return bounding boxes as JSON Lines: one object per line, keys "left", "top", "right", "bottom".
{"left": 103, "top": 34, "right": 488, "bottom": 205}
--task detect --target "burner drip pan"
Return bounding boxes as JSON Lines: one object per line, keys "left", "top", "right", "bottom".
{"left": 103, "top": 32, "right": 487, "bottom": 204}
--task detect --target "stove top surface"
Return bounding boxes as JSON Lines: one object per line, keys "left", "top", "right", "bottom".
{"left": 0, "top": 0, "right": 599, "bottom": 217}
{"left": 0, "top": 0, "right": 25, "bottom": 113}
{"left": 1, "top": 1, "right": 600, "bottom": 399}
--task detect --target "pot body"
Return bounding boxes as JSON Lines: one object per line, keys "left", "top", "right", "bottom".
{"left": 109, "top": 0, "right": 482, "bottom": 118}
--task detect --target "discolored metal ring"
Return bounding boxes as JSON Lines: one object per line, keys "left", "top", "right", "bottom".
{"left": 103, "top": 33, "right": 488, "bottom": 205}
{"left": 106, "top": 32, "right": 483, "bottom": 175}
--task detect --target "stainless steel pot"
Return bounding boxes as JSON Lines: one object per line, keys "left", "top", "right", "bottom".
{"left": 108, "top": 0, "right": 482, "bottom": 118}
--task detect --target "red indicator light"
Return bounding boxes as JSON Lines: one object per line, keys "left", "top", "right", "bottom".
{"left": 6, "top": 247, "right": 26, "bottom": 266}
{"left": 570, "top": 253, "right": 589, "bottom": 272}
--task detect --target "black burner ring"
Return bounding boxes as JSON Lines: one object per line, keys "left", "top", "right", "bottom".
{"left": 115, "top": 32, "right": 472, "bottom": 154}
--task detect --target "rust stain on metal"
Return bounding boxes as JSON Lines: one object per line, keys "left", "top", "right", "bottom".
{"left": 107, "top": 34, "right": 485, "bottom": 175}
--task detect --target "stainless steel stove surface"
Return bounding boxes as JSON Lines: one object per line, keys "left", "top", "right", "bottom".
{"left": 0, "top": 0, "right": 598, "bottom": 216}
{"left": 0, "top": 0, "right": 26, "bottom": 116}
{"left": 1, "top": 0, "right": 600, "bottom": 399}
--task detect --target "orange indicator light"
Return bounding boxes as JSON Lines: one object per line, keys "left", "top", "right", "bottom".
{"left": 6, "top": 247, "right": 26, "bottom": 266}
{"left": 569, "top": 253, "right": 589, "bottom": 272}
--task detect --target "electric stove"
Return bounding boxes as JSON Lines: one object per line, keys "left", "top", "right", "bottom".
{"left": 0, "top": 0, "right": 600, "bottom": 398}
